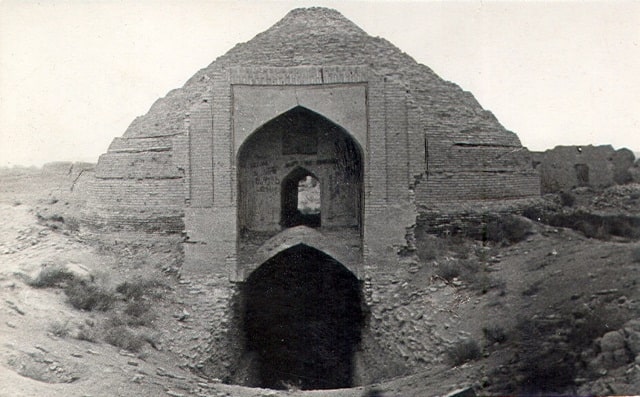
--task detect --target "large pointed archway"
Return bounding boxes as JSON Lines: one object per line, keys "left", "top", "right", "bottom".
{"left": 242, "top": 244, "right": 364, "bottom": 390}
{"left": 237, "top": 105, "right": 363, "bottom": 242}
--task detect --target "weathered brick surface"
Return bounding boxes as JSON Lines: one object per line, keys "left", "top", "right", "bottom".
{"left": 95, "top": 151, "right": 181, "bottom": 179}
{"left": 418, "top": 171, "right": 540, "bottom": 205}
{"left": 189, "top": 100, "right": 214, "bottom": 208}
{"left": 532, "top": 145, "right": 635, "bottom": 193}
{"left": 83, "top": 8, "right": 544, "bottom": 381}
{"left": 87, "top": 8, "right": 539, "bottom": 233}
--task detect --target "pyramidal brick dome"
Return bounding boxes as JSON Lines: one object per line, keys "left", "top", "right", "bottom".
{"left": 84, "top": 8, "right": 541, "bottom": 387}
{"left": 121, "top": 7, "right": 515, "bottom": 145}
{"left": 86, "top": 6, "right": 539, "bottom": 250}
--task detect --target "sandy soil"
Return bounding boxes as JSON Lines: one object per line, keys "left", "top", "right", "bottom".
{"left": 1, "top": 179, "right": 640, "bottom": 396}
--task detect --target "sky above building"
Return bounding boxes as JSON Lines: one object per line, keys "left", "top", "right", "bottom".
{"left": 1, "top": 0, "right": 638, "bottom": 167}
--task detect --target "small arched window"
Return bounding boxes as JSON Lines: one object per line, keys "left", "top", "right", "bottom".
{"left": 281, "top": 168, "right": 321, "bottom": 228}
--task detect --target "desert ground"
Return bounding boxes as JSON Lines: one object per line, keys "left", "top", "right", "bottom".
{"left": 1, "top": 166, "right": 639, "bottom": 396}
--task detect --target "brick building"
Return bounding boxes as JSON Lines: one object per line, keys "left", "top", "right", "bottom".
{"left": 85, "top": 8, "right": 540, "bottom": 388}
{"left": 532, "top": 145, "right": 636, "bottom": 193}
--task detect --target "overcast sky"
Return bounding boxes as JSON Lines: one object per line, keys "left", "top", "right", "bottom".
{"left": 1, "top": 0, "right": 638, "bottom": 167}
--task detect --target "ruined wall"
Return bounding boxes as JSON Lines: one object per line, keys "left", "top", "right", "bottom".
{"left": 532, "top": 145, "right": 636, "bottom": 193}
{"left": 83, "top": 135, "right": 188, "bottom": 232}
{"left": 631, "top": 157, "right": 640, "bottom": 183}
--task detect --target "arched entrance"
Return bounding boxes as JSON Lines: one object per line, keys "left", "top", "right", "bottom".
{"left": 237, "top": 106, "right": 363, "bottom": 237}
{"left": 242, "top": 244, "right": 364, "bottom": 390}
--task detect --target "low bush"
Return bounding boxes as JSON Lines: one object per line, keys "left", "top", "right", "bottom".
{"left": 64, "top": 279, "right": 115, "bottom": 311}
{"left": 123, "top": 301, "right": 154, "bottom": 326}
{"left": 538, "top": 211, "right": 640, "bottom": 240}
{"left": 116, "top": 278, "right": 165, "bottom": 301}
{"left": 559, "top": 191, "right": 576, "bottom": 207}
{"left": 48, "top": 320, "right": 70, "bottom": 338}
{"left": 483, "top": 325, "right": 507, "bottom": 344}
{"left": 434, "top": 260, "right": 461, "bottom": 281}
{"left": 28, "top": 266, "right": 76, "bottom": 288}
{"left": 512, "top": 317, "right": 576, "bottom": 394}
{"left": 522, "top": 206, "right": 544, "bottom": 222}
{"left": 416, "top": 234, "right": 446, "bottom": 261}
{"left": 104, "top": 325, "right": 146, "bottom": 352}
{"left": 570, "top": 304, "right": 626, "bottom": 350}
{"left": 446, "top": 338, "right": 481, "bottom": 366}
{"left": 75, "top": 323, "right": 99, "bottom": 342}
{"left": 484, "top": 214, "right": 532, "bottom": 244}
{"left": 468, "top": 271, "right": 505, "bottom": 295}
{"left": 510, "top": 304, "right": 627, "bottom": 394}
{"left": 434, "top": 258, "right": 505, "bottom": 294}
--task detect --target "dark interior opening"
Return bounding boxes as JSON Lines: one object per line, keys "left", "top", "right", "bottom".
{"left": 243, "top": 244, "right": 364, "bottom": 390}
{"left": 575, "top": 163, "right": 590, "bottom": 186}
{"left": 281, "top": 168, "right": 321, "bottom": 228}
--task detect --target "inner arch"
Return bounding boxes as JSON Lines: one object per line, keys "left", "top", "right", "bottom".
{"left": 281, "top": 167, "right": 321, "bottom": 228}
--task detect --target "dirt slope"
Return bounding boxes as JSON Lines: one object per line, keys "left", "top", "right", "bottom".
{"left": 1, "top": 180, "right": 639, "bottom": 396}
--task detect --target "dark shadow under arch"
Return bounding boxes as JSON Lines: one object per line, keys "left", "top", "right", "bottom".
{"left": 242, "top": 244, "right": 364, "bottom": 390}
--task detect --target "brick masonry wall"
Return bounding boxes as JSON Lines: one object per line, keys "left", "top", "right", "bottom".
{"left": 417, "top": 171, "right": 541, "bottom": 204}
{"left": 189, "top": 100, "right": 214, "bottom": 207}
{"left": 87, "top": 8, "right": 539, "bottom": 227}
{"left": 82, "top": 8, "right": 545, "bottom": 383}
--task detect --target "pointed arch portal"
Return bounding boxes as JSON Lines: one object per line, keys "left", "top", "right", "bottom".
{"left": 237, "top": 106, "right": 363, "bottom": 236}
{"left": 242, "top": 244, "right": 364, "bottom": 390}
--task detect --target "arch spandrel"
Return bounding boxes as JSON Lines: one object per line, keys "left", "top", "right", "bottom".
{"left": 233, "top": 84, "right": 367, "bottom": 156}
{"left": 238, "top": 228, "right": 363, "bottom": 281}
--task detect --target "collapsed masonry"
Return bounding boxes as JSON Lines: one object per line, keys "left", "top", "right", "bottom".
{"left": 83, "top": 8, "right": 540, "bottom": 389}
{"left": 532, "top": 145, "right": 638, "bottom": 193}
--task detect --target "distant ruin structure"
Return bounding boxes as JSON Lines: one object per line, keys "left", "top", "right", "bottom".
{"left": 532, "top": 145, "right": 636, "bottom": 193}
{"left": 84, "top": 8, "right": 540, "bottom": 389}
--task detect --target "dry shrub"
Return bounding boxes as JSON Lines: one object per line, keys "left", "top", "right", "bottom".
{"left": 542, "top": 211, "right": 640, "bottom": 240}
{"left": 28, "top": 266, "right": 76, "bottom": 288}
{"left": 30, "top": 265, "right": 116, "bottom": 312}
{"left": 123, "top": 301, "right": 155, "bottom": 326}
{"left": 559, "top": 191, "right": 576, "bottom": 207}
{"left": 512, "top": 317, "right": 576, "bottom": 393}
{"left": 48, "top": 320, "right": 70, "bottom": 338}
{"left": 511, "top": 304, "right": 627, "bottom": 394}
{"left": 466, "top": 269, "right": 506, "bottom": 295}
{"left": 434, "top": 260, "right": 461, "bottom": 281}
{"left": 435, "top": 258, "right": 505, "bottom": 294}
{"left": 484, "top": 214, "right": 532, "bottom": 244}
{"left": 116, "top": 278, "right": 165, "bottom": 301}
{"left": 483, "top": 325, "right": 507, "bottom": 344}
{"left": 446, "top": 338, "right": 481, "bottom": 366}
{"left": 103, "top": 325, "right": 145, "bottom": 352}
{"left": 570, "top": 304, "right": 627, "bottom": 350}
{"left": 75, "top": 323, "right": 99, "bottom": 342}
{"left": 416, "top": 234, "right": 446, "bottom": 261}
{"left": 64, "top": 279, "right": 114, "bottom": 311}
